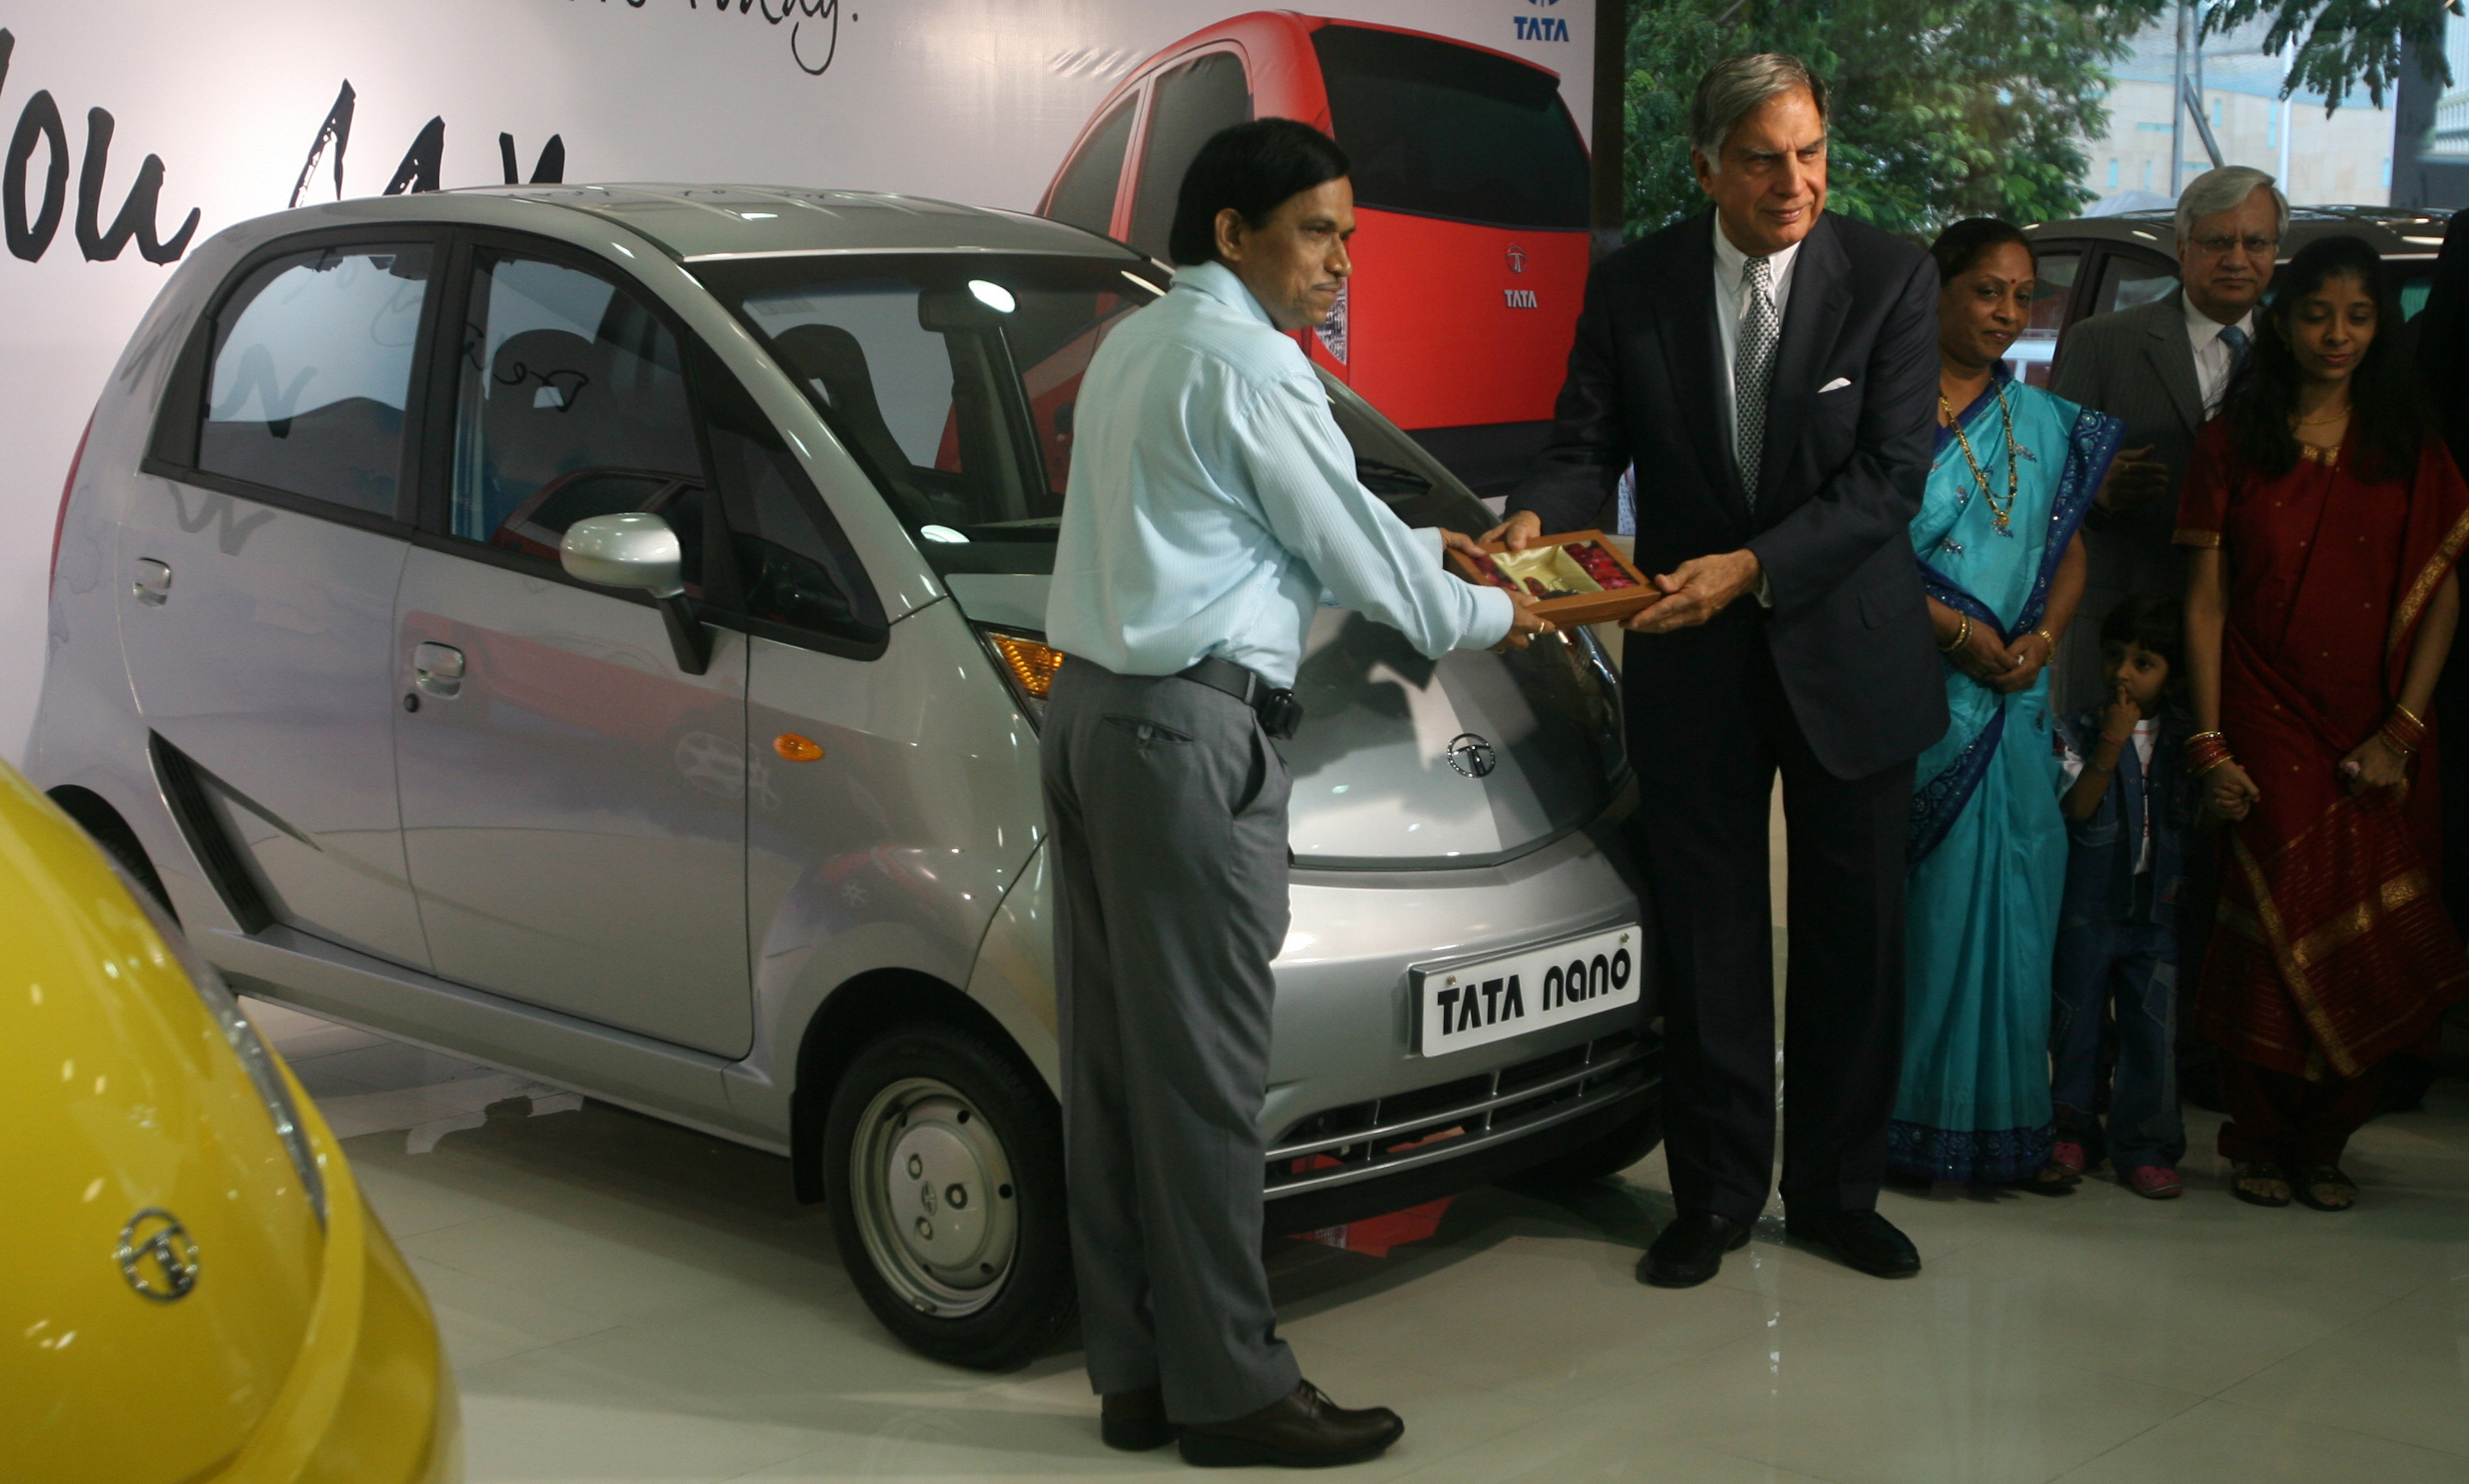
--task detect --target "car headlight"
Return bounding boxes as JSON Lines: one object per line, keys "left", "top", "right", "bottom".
{"left": 116, "top": 867, "right": 329, "bottom": 1228}
{"left": 976, "top": 626, "right": 1064, "bottom": 727}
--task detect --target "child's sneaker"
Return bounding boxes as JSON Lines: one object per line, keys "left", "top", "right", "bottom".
{"left": 2051, "top": 1140, "right": 2090, "bottom": 1177}
{"left": 2124, "top": 1165, "right": 2182, "bottom": 1200}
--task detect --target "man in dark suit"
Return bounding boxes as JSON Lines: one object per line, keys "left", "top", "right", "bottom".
{"left": 2047, "top": 166, "right": 2285, "bottom": 709}
{"left": 1488, "top": 53, "right": 1942, "bottom": 1285}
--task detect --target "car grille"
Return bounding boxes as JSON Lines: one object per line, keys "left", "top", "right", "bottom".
{"left": 1263, "top": 1026, "right": 1658, "bottom": 1197}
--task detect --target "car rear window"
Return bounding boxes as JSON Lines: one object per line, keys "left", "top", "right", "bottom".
{"left": 197, "top": 244, "right": 430, "bottom": 516}
{"left": 1311, "top": 25, "right": 1588, "bottom": 231}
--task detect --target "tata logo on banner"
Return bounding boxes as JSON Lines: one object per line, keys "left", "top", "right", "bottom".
{"left": 1514, "top": 0, "right": 1571, "bottom": 44}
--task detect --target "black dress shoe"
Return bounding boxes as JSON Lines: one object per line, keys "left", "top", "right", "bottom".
{"left": 1638, "top": 1211, "right": 1752, "bottom": 1288}
{"left": 1100, "top": 1386, "right": 1174, "bottom": 1451}
{"left": 1179, "top": 1379, "right": 1404, "bottom": 1468}
{"left": 1785, "top": 1208, "right": 1921, "bottom": 1278}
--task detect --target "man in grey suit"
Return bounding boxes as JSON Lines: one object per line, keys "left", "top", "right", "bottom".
{"left": 2048, "top": 165, "right": 2287, "bottom": 705}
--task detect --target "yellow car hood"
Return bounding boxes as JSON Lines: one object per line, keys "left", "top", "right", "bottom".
{"left": 1, "top": 770, "right": 325, "bottom": 1483}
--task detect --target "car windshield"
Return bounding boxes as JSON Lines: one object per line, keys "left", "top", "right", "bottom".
{"left": 695, "top": 252, "right": 1490, "bottom": 578}
{"left": 695, "top": 253, "right": 1160, "bottom": 576}
{"left": 1310, "top": 25, "right": 1589, "bottom": 231}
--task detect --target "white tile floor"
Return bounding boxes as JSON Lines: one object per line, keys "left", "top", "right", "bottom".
{"left": 249, "top": 997, "right": 2469, "bottom": 1484}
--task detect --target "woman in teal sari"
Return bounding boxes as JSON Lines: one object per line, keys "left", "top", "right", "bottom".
{"left": 1889, "top": 219, "right": 2123, "bottom": 1189}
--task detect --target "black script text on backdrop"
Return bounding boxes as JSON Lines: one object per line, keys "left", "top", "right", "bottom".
{"left": 0, "top": 29, "right": 198, "bottom": 265}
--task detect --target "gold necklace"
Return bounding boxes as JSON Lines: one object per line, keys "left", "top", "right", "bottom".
{"left": 1941, "top": 385, "right": 2021, "bottom": 536}
{"left": 2292, "top": 402, "right": 2352, "bottom": 428}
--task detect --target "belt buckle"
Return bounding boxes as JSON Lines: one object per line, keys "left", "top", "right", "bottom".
{"left": 1259, "top": 688, "right": 1302, "bottom": 739}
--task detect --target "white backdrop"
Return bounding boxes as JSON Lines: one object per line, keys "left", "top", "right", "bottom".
{"left": 0, "top": 0, "right": 1594, "bottom": 761}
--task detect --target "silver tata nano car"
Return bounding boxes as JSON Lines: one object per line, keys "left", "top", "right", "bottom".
{"left": 30, "top": 186, "right": 1659, "bottom": 1369}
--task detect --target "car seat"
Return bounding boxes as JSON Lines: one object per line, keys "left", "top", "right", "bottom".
{"left": 766, "top": 322, "right": 943, "bottom": 527}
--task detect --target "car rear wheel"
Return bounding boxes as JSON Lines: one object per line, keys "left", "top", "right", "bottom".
{"left": 1518, "top": 1098, "right": 1664, "bottom": 1185}
{"left": 823, "top": 1021, "right": 1075, "bottom": 1370}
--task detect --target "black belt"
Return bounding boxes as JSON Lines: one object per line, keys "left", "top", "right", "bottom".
{"left": 1176, "top": 655, "right": 1303, "bottom": 739}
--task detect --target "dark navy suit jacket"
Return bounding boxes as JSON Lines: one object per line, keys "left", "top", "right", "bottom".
{"left": 1509, "top": 210, "right": 1947, "bottom": 780}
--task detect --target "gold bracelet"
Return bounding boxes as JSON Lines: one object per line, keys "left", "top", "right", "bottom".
{"left": 1939, "top": 615, "right": 1971, "bottom": 654}
{"left": 2035, "top": 627, "right": 2056, "bottom": 652}
{"left": 2392, "top": 702, "right": 2428, "bottom": 731}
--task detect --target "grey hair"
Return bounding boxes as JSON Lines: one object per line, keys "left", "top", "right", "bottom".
{"left": 2175, "top": 166, "right": 2289, "bottom": 240}
{"left": 1689, "top": 53, "right": 1829, "bottom": 161}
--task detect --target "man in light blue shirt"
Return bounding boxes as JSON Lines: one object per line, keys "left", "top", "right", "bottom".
{"left": 1042, "top": 119, "right": 1544, "bottom": 1469}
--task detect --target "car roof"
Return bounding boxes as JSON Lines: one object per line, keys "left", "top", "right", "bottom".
{"left": 266, "top": 184, "right": 1149, "bottom": 264}
{"left": 2025, "top": 204, "right": 2453, "bottom": 260}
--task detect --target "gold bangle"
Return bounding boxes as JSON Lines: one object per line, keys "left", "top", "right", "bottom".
{"left": 2392, "top": 702, "right": 2428, "bottom": 730}
{"left": 2188, "top": 730, "right": 2227, "bottom": 744}
{"left": 2035, "top": 627, "right": 2056, "bottom": 651}
{"left": 1940, "top": 615, "right": 1971, "bottom": 654}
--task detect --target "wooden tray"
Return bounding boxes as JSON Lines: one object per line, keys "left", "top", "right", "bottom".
{"left": 1448, "top": 529, "right": 1661, "bottom": 627}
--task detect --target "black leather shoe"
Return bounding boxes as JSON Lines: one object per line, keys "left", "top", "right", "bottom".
{"left": 1638, "top": 1211, "right": 1752, "bottom": 1288}
{"left": 1100, "top": 1386, "right": 1174, "bottom": 1451}
{"left": 1178, "top": 1379, "right": 1404, "bottom": 1468}
{"left": 1785, "top": 1208, "right": 1921, "bottom": 1278}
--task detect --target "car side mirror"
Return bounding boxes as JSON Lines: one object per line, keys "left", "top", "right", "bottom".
{"left": 559, "top": 513, "right": 711, "bottom": 676}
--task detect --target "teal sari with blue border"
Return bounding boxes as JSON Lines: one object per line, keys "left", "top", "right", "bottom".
{"left": 1888, "top": 363, "right": 2120, "bottom": 1183}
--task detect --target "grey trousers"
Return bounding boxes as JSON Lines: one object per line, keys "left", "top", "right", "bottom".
{"left": 1041, "top": 658, "right": 1302, "bottom": 1426}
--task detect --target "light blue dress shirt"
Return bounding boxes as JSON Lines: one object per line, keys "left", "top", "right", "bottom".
{"left": 1045, "top": 260, "right": 1513, "bottom": 690}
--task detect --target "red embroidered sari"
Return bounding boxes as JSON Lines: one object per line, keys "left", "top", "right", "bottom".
{"left": 2176, "top": 420, "right": 2469, "bottom": 1079}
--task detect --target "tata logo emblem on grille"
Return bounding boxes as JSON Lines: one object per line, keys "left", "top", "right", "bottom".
{"left": 1503, "top": 289, "right": 1539, "bottom": 309}
{"left": 1506, "top": 245, "right": 1527, "bottom": 274}
{"left": 116, "top": 1209, "right": 199, "bottom": 1302}
{"left": 1445, "top": 733, "right": 1498, "bottom": 778}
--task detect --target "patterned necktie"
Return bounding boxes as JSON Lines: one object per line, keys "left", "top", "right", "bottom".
{"left": 2216, "top": 323, "right": 2250, "bottom": 368}
{"left": 1736, "top": 255, "right": 1779, "bottom": 506}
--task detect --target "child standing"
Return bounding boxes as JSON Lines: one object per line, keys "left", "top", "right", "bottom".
{"left": 2051, "top": 594, "right": 2193, "bottom": 1197}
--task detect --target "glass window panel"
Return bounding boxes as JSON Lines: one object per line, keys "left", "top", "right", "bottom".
{"left": 198, "top": 244, "right": 430, "bottom": 515}
{"left": 1048, "top": 100, "right": 1136, "bottom": 237}
{"left": 1127, "top": 53, "right": 1251, "bottom": 260}
{"left": 1312, "top": 25, "right": 1588, "bottom": 230}
{"left": 452, "top": 252, "right": 704, "bottom": 575}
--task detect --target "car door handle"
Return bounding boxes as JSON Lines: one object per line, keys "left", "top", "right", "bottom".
{"left": 132, "top": 559, "right": 172, "bottom": 606}
{"left": 412, "top": 642, "right": 466, "bottom": 699}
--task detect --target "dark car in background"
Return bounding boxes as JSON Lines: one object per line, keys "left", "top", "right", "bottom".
{"left": 2012, "top": 205, "right": 2454, "bottom": 386}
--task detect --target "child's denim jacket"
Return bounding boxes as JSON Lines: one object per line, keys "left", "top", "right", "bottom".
{"left": 2054, "top": 706, "right": 2193, "bottom": 931}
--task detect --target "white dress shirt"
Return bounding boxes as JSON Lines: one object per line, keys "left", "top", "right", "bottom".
{"left": 1709, "top": 216, "right": 1796, "bottom": 604}
{"left": 2183, "top": 295, "right": 2255, "bottom": 417}
{"left": 1711, "top": 216, "right": 1803, "bottom": 455}
{"left": 1046, "top": 260, "right": 1512, "bottom": 690}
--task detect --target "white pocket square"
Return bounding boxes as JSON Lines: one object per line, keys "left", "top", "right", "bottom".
{"left": 1819, "top": 377, "right": 1853, "bottom": 393}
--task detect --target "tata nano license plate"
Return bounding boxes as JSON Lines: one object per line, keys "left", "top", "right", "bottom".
{"left": 1413, "top": 926, "right": 1640, "bottom": 1057}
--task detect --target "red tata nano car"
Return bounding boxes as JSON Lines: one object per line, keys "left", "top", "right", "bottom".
{"left": 1037, "top": 11, "right": 1591, "bottom": 486}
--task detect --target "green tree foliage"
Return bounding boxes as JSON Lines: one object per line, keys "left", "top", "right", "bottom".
{"left": 1625, "top": 0, "right": 2168, "bottom": 240}
{"left": 2204, "top": 0, "right": 2459, "bottom": 110}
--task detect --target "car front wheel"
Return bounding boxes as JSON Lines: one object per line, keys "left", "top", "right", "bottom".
{"left": 822, "top": 1021, "right": 1075, "bottom": 1370}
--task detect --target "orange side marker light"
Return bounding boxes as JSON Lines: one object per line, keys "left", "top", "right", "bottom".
{"left": 774, "top": 733, "right": 825, "bottom": 762}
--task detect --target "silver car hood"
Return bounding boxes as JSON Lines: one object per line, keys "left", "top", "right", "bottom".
{"left": 943, "top": 574, "right": 1624, "bottom": 870}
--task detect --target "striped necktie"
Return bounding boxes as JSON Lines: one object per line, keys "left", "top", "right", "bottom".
{"left": 1736, "top": 255, "right": 1779, "bottom": 507}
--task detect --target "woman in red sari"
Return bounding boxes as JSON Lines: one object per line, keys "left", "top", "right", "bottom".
{"left": 2178, "top": 235, "right": 2469, "bottom": 1212}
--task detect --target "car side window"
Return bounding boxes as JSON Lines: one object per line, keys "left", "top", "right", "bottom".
{"left": 1126, "top": 52, "right": 1251, "bottom": 260}
{"left": 197, "top": 243, "right": 431, "bottom": 517}
{"left": 1048, "top": 99, "right": 1136, "bottom": 237}
{"left": 2014, "top": 249, "right": 2078, "bottom": 388}
{"left": 689, "top": 340, "right": 886, "bottom": 648}
{"left": 2093, "top": 251, "right": 2178, "bottom": 316}
{"left": 452, "top": 250, "right": 709, "bottom": 587}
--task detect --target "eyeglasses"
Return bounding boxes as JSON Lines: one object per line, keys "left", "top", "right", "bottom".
{"left": 2187, "top": 233, "right": 2280, "bottom": 258}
